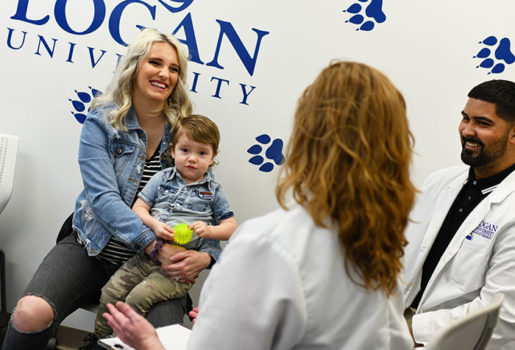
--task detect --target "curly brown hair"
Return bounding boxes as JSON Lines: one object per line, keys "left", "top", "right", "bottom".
{"left": 276, "top": 61, "right": 416, "bottom": 295}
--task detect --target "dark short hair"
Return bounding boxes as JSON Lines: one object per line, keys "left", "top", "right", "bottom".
{"left": 468, "top": 79, "right": 515, "bottom": 123}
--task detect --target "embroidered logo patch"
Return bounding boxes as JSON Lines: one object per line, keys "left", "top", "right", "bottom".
{"left": 198, "top": 191, "right": 214, "bottom": 200}
{"left": 470, "top": 220, "right": 499, "bottom": 240}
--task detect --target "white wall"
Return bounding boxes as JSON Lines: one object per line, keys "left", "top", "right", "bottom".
{"left": 1, "top": 0, "right": 514, "bottom": 330}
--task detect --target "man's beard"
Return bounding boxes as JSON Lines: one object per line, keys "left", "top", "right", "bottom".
{"left": 460, "top": 134, "right": 508, "bottom": 168}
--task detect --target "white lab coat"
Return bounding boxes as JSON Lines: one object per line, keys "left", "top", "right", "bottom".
{"left": 188, "top": 205, "right": 412, "bottom": 349}
{"left": 402, "top": 166, "right": 515, "bottom": 349}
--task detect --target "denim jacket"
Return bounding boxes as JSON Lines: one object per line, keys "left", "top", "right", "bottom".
{"left": 139, "top": 166, "right": 233, "bottom": 260}
{"left": 72, "top": 104, "right": 172, "bottom": 255}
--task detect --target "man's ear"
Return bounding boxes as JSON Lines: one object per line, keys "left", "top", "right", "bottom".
{"left": 510, "top": 125, "right": 515, "bottom": 145}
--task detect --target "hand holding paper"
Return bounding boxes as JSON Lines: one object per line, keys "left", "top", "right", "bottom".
{"left": 103, "top": 302, "right": 166, "bottom": 350}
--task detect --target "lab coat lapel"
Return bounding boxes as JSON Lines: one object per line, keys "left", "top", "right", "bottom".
{"left": 416, "top": 174, "right": 466, "bottom": 271}
{"left": 416, "top": 173, "right": 466, "bottom": 306}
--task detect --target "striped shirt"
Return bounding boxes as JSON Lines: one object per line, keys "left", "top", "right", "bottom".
{"left": 97, "top": 147, "right": 162, "bottom": 266}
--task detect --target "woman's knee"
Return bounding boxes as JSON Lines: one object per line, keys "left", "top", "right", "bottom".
{"left": 13, "top": 295, "right": 54, "bottom": 332}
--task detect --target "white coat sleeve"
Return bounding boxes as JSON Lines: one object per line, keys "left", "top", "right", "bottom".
{"left": 412, "top": 221, "right": 515, "bottom": 348}
{"left": 187, "top": 229, "right": 307, "bottom": 350}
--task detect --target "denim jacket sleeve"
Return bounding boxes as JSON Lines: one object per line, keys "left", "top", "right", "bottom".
{"left": 212, "top": 185, "right": 234, "bottom": 223}
{"left": 137, "top": 169, "right": 165, "bottom": 207}
{"left": 76, "top": 109, "right": 156, "bottom": 254}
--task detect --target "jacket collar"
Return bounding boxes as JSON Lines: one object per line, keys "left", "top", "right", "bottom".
{"left": 449, "top": 164, "right": 515, "bottom": 203}
{"left": 167, "top": 166, "right": 214, "bottom": 190}
{"left": 124, "top": 106, "right": 141, "bottom": 130}
{"left": 488, "top": 166, "right": 515, "bottom": 204}
{"left": 467, "top": 163, "right": 515, "bottom": 190}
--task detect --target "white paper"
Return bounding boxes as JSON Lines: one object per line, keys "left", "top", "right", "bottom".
{"left": 99, "top": 324, "right": 192, "bottom": 350}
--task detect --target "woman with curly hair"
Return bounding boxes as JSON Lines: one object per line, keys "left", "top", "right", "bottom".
{"left": 103, "top": 61, "right": 416, "bottom": 349}
{"left": 3, "top": 28, "right": 221, "bottom": 350}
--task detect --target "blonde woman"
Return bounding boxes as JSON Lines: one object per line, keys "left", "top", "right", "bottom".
{"left": 3, "top": 29, "right": 220, "bottom": 350}
{"left": 103, "top": 61, "right": 416, "bottom": 349}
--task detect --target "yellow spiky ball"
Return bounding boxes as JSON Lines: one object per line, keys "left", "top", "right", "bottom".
{"left": 173, "top": 223, "right": 193, "bottom": 245}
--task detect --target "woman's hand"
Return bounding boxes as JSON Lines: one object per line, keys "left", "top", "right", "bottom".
{"left": 162, "top": 250, "right": 211, "bottom": 283}
{"left": 189, "top": 306, "right": 199, "bottom": 323}
{"left": 103, "top": 302, "right": 165, "bottom": 350}
{"left": 157, "top": 242, "right": 186, "bottom": 264}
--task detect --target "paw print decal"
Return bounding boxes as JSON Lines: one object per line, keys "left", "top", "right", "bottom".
{"left": 69, "top": 87, "right": 102, "bottom": 124}
{"left": 343, "top": 0, "right": 386, "bottom": 31}
{"left": 474, "top": 36, "right": 515, "bottom": 74}
{"left": 247, "top": 134, "right": 285, "bottom": 173}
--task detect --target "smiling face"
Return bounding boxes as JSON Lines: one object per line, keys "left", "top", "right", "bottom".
{"left": 133, "top": 41, "right": 179, "bottom": 106}
{"left": 459, "top": 98, "right": 515, "bottom": 178}
{"left": 171, "top": 132, "right": 215, "bottom": 184}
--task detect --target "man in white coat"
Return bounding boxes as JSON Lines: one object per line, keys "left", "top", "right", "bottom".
{"left": 402, "top": 79, "right": 515, "bottom": 349}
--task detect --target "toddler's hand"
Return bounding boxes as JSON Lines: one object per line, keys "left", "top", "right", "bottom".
{"left": 190, "top": 221, "right": 211, "bottom": 238}
{"left": 151, "top": 221, "right": 174, "bottom": 241}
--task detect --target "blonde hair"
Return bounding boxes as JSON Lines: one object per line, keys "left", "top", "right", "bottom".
{"left": 276, "top": 61, "right": 416, "bottom": 295}
{"left": 91, "top": 28, "right": 193, "bottom": 130}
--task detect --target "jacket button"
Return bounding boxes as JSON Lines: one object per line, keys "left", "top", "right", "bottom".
{"left": 116, "top": 147, "right": 123, "bottom": 154}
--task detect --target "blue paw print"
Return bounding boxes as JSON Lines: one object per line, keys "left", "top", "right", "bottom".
{"left": 343, "top": 0, "right": 386, "bottom": 31}
{"left": 474, "top": 36, "right": 515, "bottom": 74}
{"left": 69, "top": 86, "right": 102, "bottom": 124}
{"left": 247, "top": 134, "right": 285, "bottom": 173}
